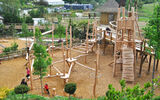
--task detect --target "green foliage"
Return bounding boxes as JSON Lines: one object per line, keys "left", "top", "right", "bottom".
{"left": 54, "top": 24, "right": 66, "bottom": 39}
{"left": 153, "top": 96, "right": 160, "bottom": 100}
{"left": 143, "top": 4, "right": 160, "bottom": 59}
{"left": 3, "top": 42, "right": 18, "bottom": 53}
{"left": 0, "top": 87, "right": 13, "bottom": 99}
{"left": 20, "top": 22, "right": 33, "bottom": 37}
{"left": 106, "top": 78, "right": 160, "bottom": 100}
{"left": 33, "top": 28, "right": 52, "bottom": 94}
{"left": 14, "top": 85, "right": 30, "bottom": 94}
{"left": 64, "top": 83, "right": 77, "bottom": 95}
{"left": 10, "top": 42, "right": 18, "bottom": 51}
{"left": 28, "top": 6, "right": 48, "bottom": 18}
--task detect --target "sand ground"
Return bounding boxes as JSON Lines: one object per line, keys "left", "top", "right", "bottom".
{"left": 0, "top": 45, "right": 159, "bottom": 98}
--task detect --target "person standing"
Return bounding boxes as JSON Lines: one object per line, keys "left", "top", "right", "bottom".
{"left": 26, "top": 67, "right": 30, "bottom": 80}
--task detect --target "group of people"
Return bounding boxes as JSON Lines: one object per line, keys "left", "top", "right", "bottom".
{"left": 20, "top": 67, "right": 50, "bottom": 95}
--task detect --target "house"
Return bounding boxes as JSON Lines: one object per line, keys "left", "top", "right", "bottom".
{"left": 96, "top": 0, "right": 119, "bottom": 25}
{"left": 64, "top": 4, "right": 93, "bottom": 10}
{"left": 32, "top": 18, "right": 46, "bottom": 26}
{"left": 36, "top": 0, "right": 65, "bottom": 6}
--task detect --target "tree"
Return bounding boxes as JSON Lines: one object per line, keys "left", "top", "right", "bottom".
{"left": 106, "top": 78, "right": 160, "bottom": 100}
{"left": 33, "top": 28, "right": 52, "bottom": 95}
{"left": 55, "top": 24, "right": 65, "bottom": 40}
{"left": 22, "top": 22, "right": 30, "bottom": 48}
{"left": 143, "top": 3, "right": 160, "bottom": 92}
{"left": 64, "top": 83, "right": 77, "bottom": 99}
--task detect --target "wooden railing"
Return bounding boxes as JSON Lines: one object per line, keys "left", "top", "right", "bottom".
{"left": 0, "top": 48, "right": 26, "bottom": 60}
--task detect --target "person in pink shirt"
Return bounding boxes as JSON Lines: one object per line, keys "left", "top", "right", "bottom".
{"left": 26, "top": 67, "right": 30, "bottom": 80}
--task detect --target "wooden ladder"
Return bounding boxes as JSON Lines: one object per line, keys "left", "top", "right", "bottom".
{"left": 122, "top": 46, "right": 134, "bottom": 82}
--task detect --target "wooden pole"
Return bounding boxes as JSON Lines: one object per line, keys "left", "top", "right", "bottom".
{"left": 62, "top": 41, "right": 66, "bottom": 76}
{"left": 93, "top": 44, "right": 100, "bottom": 98}
{"left": 52, "top": 24, "right": 54, "bottom": 58}
{"left": 66, "top": 26, "right": 68, "bottom": 58}
{"left": 70, "top": 26, "right": 72, "bottom": 59}
{"left": 33, "top": 26, "right": 35, "bottom": 42}
{"left": 28, "top": 55, "right": 33, "bottom": 90}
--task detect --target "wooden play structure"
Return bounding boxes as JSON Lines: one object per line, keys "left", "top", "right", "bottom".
{"left": 113, "top": 7, "right": 136, "bottom": 82}
{"left": 26, "top": 19, "right": 101, "bottom": 95}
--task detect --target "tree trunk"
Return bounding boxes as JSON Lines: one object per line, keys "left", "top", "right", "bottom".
{"left": 40, "top": 77, "right": 43, "bottom": 95}
{"left": 152, "top": 54, "right": 156, "bottom": 93}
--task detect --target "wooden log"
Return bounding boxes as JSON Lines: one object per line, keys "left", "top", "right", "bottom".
{"left": 139, "top": 54, "right": 147, "bottom": 76}
{"left": 156, "top": 59, "right": 159, "bottom": 71}
{"left": 148, "top": 55, "right": 152, "bottom": 73}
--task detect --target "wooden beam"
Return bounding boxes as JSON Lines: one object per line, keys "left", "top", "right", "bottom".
{"left": 52, "top": 24, "right": 54, "bottom": 58}
{"left": 148, "top": 55, "right": 152, "bottom": 73}
{"left": 139, "top": 54, "right": 147, "bottom": 76}
{"left": 70, "top": 26, "right": 72, "bottom": 59}
{"left": 156, "top": 59, "right": 159, "bottom": 71}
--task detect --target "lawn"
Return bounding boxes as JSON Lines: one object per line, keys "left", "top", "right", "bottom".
{"left": 138, "top": 2, "right": 158, "bottom": 22}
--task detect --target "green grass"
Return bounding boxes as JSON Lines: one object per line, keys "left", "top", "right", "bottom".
{"left": 5, "top": 93, "right": 106, "bottom": 100}
{"left": 138, "top": 2, "right": 159, "bottom": 21}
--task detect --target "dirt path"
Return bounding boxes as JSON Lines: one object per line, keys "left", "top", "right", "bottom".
{"left": 0, "top": 57, "right": 26, "bottom": 88}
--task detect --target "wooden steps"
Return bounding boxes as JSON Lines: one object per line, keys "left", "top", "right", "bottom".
{"left": 122, "top": 46, "right": 134, "bottom": 82}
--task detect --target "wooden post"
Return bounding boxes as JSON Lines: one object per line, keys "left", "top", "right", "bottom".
{"left": 52, "top": 24, "right": 54, "bottom": 58}
{"left": 66, "top": 26, "right": 68, "bottom": 58}
{"left": 62, "top": 41, "right": 66, "bottom": 76}
{"left": 156, "top": 59, "right": 159, "bottom": 71}
{"left": 148, "top": 55, "right": 152, "bottom": 73}
{"left": 70, "top": 26, "right": 72, "bottom": 59}
{"left": 93, "top": 44, "right": 100, "bottom": 98}
{"left": 33, "top": 26, "right": 36, "bottom": 42}
{"left": 28, "top": 55, "right": 33, "bottom": 90}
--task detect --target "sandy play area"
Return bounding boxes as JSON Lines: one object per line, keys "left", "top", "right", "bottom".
{"left": 0, "top": 38, "right": 29, "bottom": 51}
{"left": 0, "top": 45, "right": 159, "bottom": 98}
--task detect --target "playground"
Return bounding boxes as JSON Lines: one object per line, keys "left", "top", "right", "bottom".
{"left": 0, "top": 6, "right": 160, "bottom": 99}
{"left": 0, "top": 45, "right": 160, "bottom": 98}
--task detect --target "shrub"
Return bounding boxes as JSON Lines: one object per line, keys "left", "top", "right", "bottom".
{"left": 3, "top": 47, "right": 11, "bottom": 53}
{"left": 64, "top": 83, "right": 77, "bottom": 96}
{"left": 153, "top": 96, "right": 160, "bottom": 100}
{"left": 0, "top": 87, "right": 13, "bottom": 99}
{"left": 14, "top": 85, "right": 30, "bottom": 94}
{"left": 11, "top": 42, "right": 18, "bottom": 51}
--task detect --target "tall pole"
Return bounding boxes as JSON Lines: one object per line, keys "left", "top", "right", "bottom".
{"left": 62, "top": 41, "right": 66, "bottom": 76}
{"left": 85, "top": 20, "right": 90, "bottom": 63}
{"left": 152, "top": 53, "right": 156, "bottom": 93}
{"left": 93, "top": 44, "right": 100, "bottom": 98}
{"left": 52, "top": 24, "right": 54, "bottom": 58}
{"left": 70, "top": 26, "right": 72, "bottom": 59}
{"left": 66, "top": 26, "right": 68, "bottom": 58}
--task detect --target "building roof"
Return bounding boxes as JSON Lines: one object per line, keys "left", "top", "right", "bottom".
{"left": 96, "top": 0, "right": 119, "bottom": 13}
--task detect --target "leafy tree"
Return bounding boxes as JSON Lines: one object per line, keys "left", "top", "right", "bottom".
{"left": 22, "top": 22, "right": 32, "bottom": 48}
{"left": 33, "top": 28, "right": 52, "bottom": 95}
{"left": 64, "top": 83, "right": 77, "bottom": 99}
{"left": 106, "top": 78, "right": 160, "bottom": 100}
{"left": 143, "top": 3, "right": 160, "bottom": 90}
{"left": 54, "top": 24, "right": 65, "bottom": 40}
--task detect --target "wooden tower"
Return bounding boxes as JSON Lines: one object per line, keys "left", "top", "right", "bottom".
{"left": 113, "top": 7, "right": 136, "bottom": 82}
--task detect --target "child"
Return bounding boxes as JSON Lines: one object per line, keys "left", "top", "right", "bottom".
{"left": 44, "top": 84, "right": 50, "bottom": 94}
{"left": 26, "top": 67, "right": 30, "bottom": 80}
{"left": 21, "top": 78, "right": 28, "bottom": 86}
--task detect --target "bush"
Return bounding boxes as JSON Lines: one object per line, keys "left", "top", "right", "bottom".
{"left": 11, "top": 42, "right": 18, "bottom": 51}
{"left": 0, "top": 87, "right": 13, "bottom": 99}
{"left": 3, "top": 47, "right": 11, "bottom": 53}
{"left": 153, "top": 96, "right": 160, "bottom": 100}
{"left": 14, "top": 85, "right": 30, "bottom": 94}
{"left": 64, "top": 83, "right": 77, "bottom": 95}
